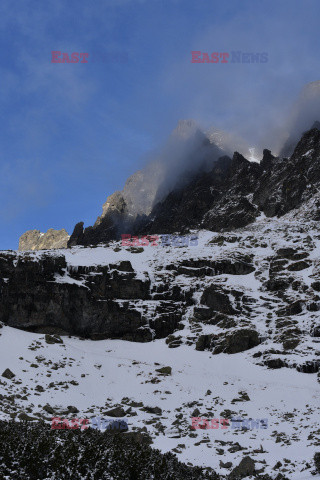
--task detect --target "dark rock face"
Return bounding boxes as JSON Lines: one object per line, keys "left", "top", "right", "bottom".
{"left": 0, "top": 253, "right": 186, "bottom": 341}
{"left": 0, "top": 240, "right": 262, "bottom": 347}
{"left": 68, "top": 222, "right": 85, "bottom": 247}
{"left": 200, "top": 285, "right": 235, "bottom": 314}
{"left": 254, "top": 127, "right": 320, "bottom": 217}
{"left": 213, "top": 329, "right": 260, "bottom": 354}
{"left": 134, "top": 153, "right": 262, "bottom": 235}
{"left": 315, "top": 452, "right": 320, "bottom": 473}
{"left": 177, "top": 255, "right": 254, "bottom": 277}
{"left": 195, "top": 334, "right": 215, "bottom": 352}
{"left": 276, "top": 301, "right": 303, "bottom": 317}
{"left": 69, "top": 124, "right": 320, "bottom": 246}
{"left": 276, "top": 247, "right": 308, "bottom": 260}
{"left": 195, "top": 328, "right": 260, "bottom": 354}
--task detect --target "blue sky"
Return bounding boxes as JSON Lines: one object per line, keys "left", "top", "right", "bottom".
{"left": 1, "top": 0, "right": 320, "bottom": 249}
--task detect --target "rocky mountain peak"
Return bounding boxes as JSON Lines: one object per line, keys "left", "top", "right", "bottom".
{"left": 68, "top": 124, "right": 320, "bottom": 247}
{"left": 94, "top": 191, "right": 127, "bottom": 227}
{"left": 260, "top": 149, "right": 275, "bottom": 170}
{"left": 18, "top": 228, "right": 69, "bottom": 251}
{"left": 231, "top": 151, "right": 250, "bottom": 169}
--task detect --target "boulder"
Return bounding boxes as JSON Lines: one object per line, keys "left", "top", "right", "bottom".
{"left": 265, "top": 358, "right": 285, "bottom": 369}
{"left": 287, "top": 260, "right": 311, "bottom": 271}
{"left": 228, "top": 456, "right": 255, "bottom": 479}
{"left": 214, "top": 329, "right": 259, "bottom": 354}
{"left": 142, "top": 406, "right": 162, "bottom": 415}
{"left": 311, "top": 281, "right": 320, "bottom": 292}
{"left": 195, "top": 334, "right": 215, "bottom": 351}
{"left": 2, "top": 368, "right": 15, "bottom": 380}
{"left": 155, "top": 366, "right": 172, "bottom": 375}
{"left": 67, "top": 406, "right": 79, "bottom": 414}
{"left": 45, "top": 334, "right": 63, "bottom": 344}
{"left": 105, "top": 407, "right": 126, "bottom": 418}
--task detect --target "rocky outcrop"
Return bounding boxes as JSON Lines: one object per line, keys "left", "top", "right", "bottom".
{"left": 19, "top": 229, "right": 69, "bottom": 251}
{"left": 6, "top": 129, "right": 320, "bottom": 361}
{"left": 213, "top": 329, "right": 260, "bottom": 354}
{"left": 76, "top": 120, "right": 256, "bottom": 248}
{"left": 0, "top": 252, "right": 186, "bottom": 341}
{"left": 94, "top": 163, "right": 166, "bottom": 227}
{"left": 228, "top": 456, "right": 255, "bottom": 479}
{"left": 141, "top": 125, "right": 320, "bottom": 235}
{"left": 4, "top": 202, "right": 320, "bottom": 370}
{"left": 253, "top": 127, "right": 320, "bottom": 217}
{"left": 134, "top": 153, "right": 261, "bottom": 235}
{"left": 200, "top": 285, "right": 236, "bottom": 315}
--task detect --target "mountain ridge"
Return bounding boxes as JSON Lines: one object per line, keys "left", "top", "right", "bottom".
{"left": 68, "top": 124, "right": 320, "bottom": 247}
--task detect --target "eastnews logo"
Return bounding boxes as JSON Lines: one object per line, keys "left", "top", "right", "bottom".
{"left": 51, "top": 51, "right": 128, "bottom": 63}
{"left": 51, "top": 417, "right": 128, "bottom": 431}
{"left": 121, "top": 234, "right": 198, "bottom": 247}
{"left": 191, "top": 51, "right": 268, "bottom": 63}
{"left": 191, "top": 417, "right": 268, "bottom": 430}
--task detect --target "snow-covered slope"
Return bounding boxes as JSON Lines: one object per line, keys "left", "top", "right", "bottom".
{"left": 1, "top": 209, "right": 320, "bottom": 478}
